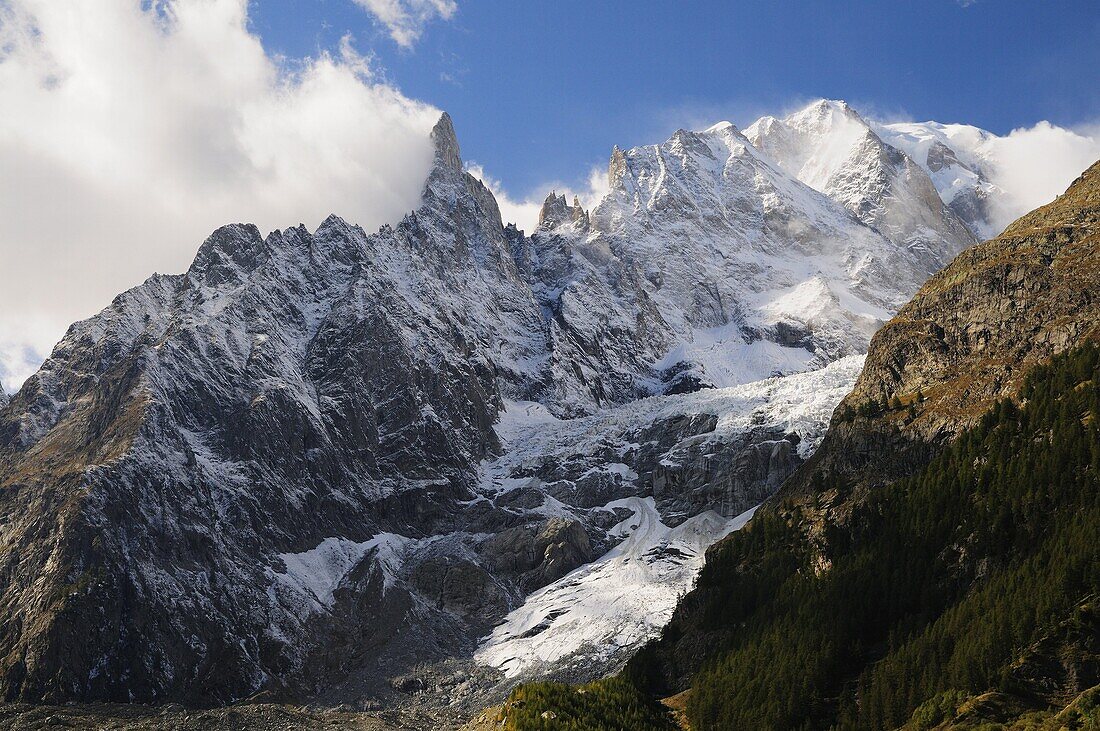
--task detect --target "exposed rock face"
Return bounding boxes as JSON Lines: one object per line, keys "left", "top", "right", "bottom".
{"left": 537, "top": 193, "right": 589, "bottom": 230}
{"left": 481, "top": 517, "right": 592, "bottom": 593}
{"left": 852, "top": 159, "right": 1100, "bottom": 427}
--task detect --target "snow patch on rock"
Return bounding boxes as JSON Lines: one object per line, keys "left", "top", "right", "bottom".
{"left": 270, "top": 534, "right": 411, "bottom": 613}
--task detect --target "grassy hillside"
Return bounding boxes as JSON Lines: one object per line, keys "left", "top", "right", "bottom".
{"left": 497, "top": 676, "right": 677, "bottom": 730}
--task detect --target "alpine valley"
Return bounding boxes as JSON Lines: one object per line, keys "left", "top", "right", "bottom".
{"left": 0, "top": 100, "right": 1095, "bottom": 730}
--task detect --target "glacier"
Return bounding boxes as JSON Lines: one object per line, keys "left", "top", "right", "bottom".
{"left": 473, "top": 356, "right": 862, "bottom": 681}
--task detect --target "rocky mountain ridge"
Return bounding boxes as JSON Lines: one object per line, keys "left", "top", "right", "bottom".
{"left": 0, "top": 100, "right": 1034, "bottom": 714}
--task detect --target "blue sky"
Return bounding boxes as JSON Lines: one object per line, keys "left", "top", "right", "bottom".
{"left": 252, "top": 0, "right": 1100, "bottom": 195}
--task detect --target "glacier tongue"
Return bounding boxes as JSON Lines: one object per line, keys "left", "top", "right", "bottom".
{"left": 474, "top": 497, "right": 756, "bottom": 679}
{"left": 471, "top": 356, "right": 863, "bottom": 681}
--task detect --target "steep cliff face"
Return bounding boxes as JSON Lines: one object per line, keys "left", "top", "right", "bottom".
{"left": 847, "top": 159, "right": 1100, "bottom": 429}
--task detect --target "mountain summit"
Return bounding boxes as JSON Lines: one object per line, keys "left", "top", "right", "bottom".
{"left": 746, "top": 99, "right": 979, "bottom": 271}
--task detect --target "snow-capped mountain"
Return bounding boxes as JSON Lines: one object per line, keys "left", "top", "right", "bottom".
{"left": 745, "top": 100, "right": 978, "bottom": 271}
{"left": 874, "top": 119, "right": 1009, "bottom": 240}
{"left": 520, "top": 115, "right": 967, "bottom": 409}
{"left": 0, "top": 115, "right": 551, "bottom": 705}
{"left": 0, "top": 100, "right": 1002, "bottom": 711}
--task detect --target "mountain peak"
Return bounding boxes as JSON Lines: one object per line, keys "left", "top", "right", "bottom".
{"left": 803, "top": 98, "right": 857, "bottom": 117}
{"left": 430, "top": 111, "right": 462, "bottom": 172}
{"left": 702, "top": 120, "right": 736, "bottom": 135}
{"left": 745, "top": 99, "right": 977, "bottom": 268}
{"left": 187, "top": 222, "right": 267, "bottom": 283}
{"left": 777, "top": 99, "right": 868, "bottom": 137}
{"left": 538, "top": 191, "right": 588, "bottom": 230}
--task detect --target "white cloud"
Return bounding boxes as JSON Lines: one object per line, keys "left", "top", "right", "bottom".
{"left": 0, "top": 318, "right": 50, "bottom": 397}
{"left": 0, "top": 0, "right": 441, "bottom": 393}
{"left": 353, "top": 0, "right": 457, "bottom": 49}
{"left": 979, "top": 122, "right": 1100, "bottom": 228}
{"left": 465, "top": 163, "right": 610, "bottom": 234}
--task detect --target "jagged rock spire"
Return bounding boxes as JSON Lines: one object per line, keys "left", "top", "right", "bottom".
{"left": 538, "top": 191, "right": 589, "bottom": 230}
{"left": 430, "top": 112, "right": 462, "bottom": 172}
{"left": 608, "top": 145, "right": 627, "bottom": 189}
{"left": 538, "top": 191, "right": 568, "bottom": 227}
{"left": 570, "top": 196, "right": 588, "bottom": 226}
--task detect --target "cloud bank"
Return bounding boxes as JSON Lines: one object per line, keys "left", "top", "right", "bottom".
{"left": 353, "top": 0, "right": 457, "bottom": 49}
{"left": 0, "top": 0, "right": 441, "bottom": 392}
{"left": 979, "top": 122, "right": 1100, "bottom": 228}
